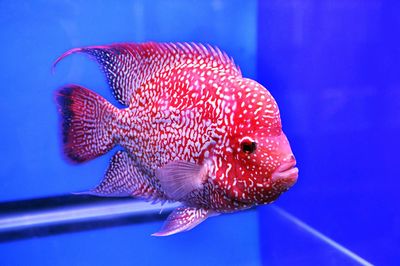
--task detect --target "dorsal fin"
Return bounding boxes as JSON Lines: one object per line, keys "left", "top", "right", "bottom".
{"left": 53, "top": 42, "right": 242, "bottom": 106}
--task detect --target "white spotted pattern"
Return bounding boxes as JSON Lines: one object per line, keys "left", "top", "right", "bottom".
{"left": 55, "top": 42, "right": 297, "bottom": 214}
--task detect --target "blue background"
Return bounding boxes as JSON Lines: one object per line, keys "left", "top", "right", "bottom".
{"left": 0, "top": 0, "right": 399, "bottom": 265}
{"left": 258, "top": 1, "right": 399, "bottom": 265}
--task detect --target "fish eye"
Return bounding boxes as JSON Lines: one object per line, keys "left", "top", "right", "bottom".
{"left": 240, "top": 138, "right": 257, "bottom": 154}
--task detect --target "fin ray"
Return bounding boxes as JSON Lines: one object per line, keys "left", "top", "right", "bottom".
{"left": 152, "top": 207, "right": 213, "bottom": 236}
{"left": 83, "top": 150, "right": 164, "bottom": 200}
{"left": 156, "top": 161, "right": 207, "bottom": 200}
{"left": 55, "top": 85, "right": 117, "bottom": 163}
{"left": 53, "top": 42, "right": 242, "bottom": 106}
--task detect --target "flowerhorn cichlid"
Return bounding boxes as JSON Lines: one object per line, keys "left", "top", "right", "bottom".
{"left": 53, "top": 42, "right": 298, "bottom": 236}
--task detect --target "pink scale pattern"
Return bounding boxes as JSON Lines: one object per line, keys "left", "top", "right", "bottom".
{"left": 54, "top": 42, "right": 297, "bottom": 236}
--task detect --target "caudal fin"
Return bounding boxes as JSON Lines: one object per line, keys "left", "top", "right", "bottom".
{"left": 56, "top": 85, "right": 118, "bottom": 163}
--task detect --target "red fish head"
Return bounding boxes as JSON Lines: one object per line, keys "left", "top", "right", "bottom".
{"left": 215, "top": 78, "right": 298, "bottom": 207}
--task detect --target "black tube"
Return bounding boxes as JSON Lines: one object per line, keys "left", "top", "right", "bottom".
{"left": 0, "top": 195, "right": 178, "bottom": 242}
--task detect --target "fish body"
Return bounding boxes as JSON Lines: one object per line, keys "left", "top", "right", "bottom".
{"left": 54, "top": 42, "right": 298, "bottom": 236}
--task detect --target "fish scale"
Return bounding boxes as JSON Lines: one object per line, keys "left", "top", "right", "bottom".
{"left": 54, "top": 42, "right": 298, "bottom": 236}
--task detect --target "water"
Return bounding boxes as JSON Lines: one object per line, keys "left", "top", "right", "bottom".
{"left": 0, "top": 0, "right": 398, "bottom": 265}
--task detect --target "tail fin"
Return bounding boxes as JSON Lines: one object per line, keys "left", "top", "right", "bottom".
{"left": 55, "top": 85, "right": 118, "bottom": 163}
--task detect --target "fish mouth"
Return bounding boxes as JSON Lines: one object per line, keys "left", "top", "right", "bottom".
{"left": 271, "top": 161, "right": 299, "bottom": 190}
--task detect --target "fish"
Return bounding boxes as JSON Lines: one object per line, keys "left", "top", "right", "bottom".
{"left": 53, "top": 42, "right": 298, "bottom": 236}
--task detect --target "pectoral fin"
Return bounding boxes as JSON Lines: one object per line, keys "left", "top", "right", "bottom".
{"left": 156, "top": 161, "right": 207, "bottom": 200}
{"left": 152, "top": 207, "right": 214, "bottom": 236}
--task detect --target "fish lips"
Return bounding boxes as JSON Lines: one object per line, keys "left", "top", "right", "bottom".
{"left": 271, "top": 161, "right": 299, "bottom": 191}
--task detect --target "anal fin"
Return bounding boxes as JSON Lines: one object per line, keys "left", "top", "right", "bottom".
{"left": 152, "top": 207, "right": 214, "bottom": 236}
{"left": 81, "top": 150, "right": 160, "bottom": 200}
